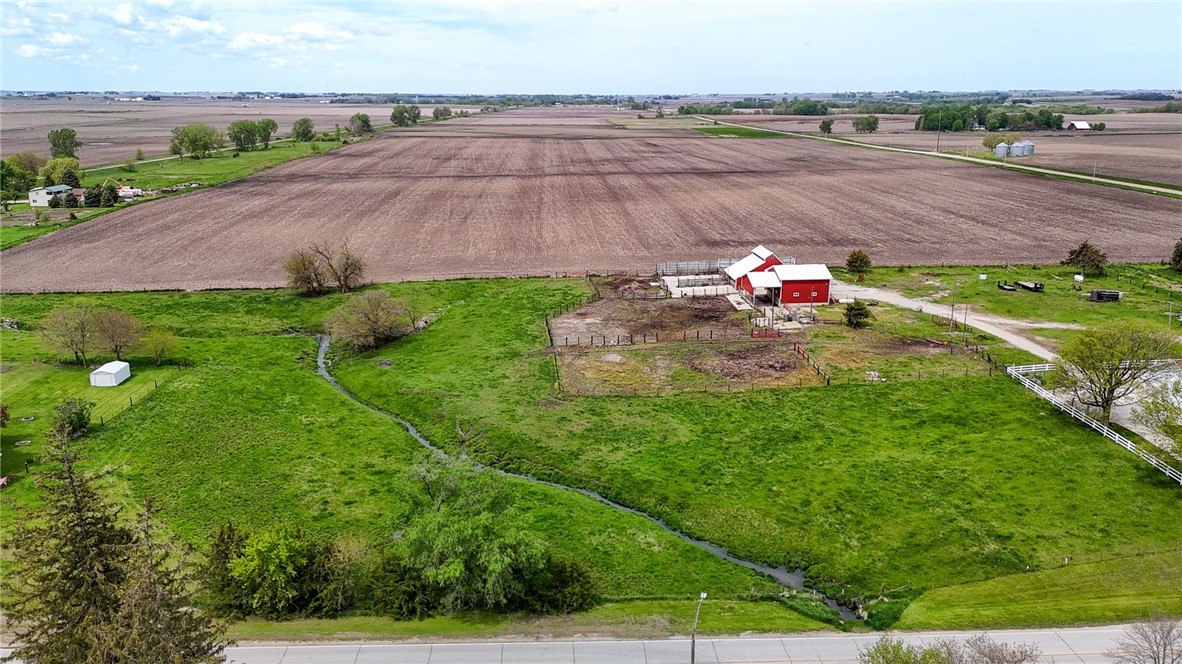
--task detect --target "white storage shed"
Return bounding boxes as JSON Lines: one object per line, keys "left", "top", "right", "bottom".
{"left": 90, "top": 361, "right": 131, "bottom": 387}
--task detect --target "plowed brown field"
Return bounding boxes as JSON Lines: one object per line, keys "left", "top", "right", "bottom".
{"left": 2, "top": 116, "right": 1178, "bottom": 293}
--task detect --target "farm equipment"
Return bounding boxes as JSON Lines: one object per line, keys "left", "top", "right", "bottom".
{"left": 1016, "top": 281, "right": 1044, "bottom": 292}
{"left": 1089, "top": 289, "right": 1122, "bottom": 302}
{"left": 997, "top": 281, "right": 1017, "bottom": 291}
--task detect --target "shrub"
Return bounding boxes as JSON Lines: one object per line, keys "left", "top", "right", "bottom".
{"left": 229, "top": 525, "right": 311, "bottom": 618}
{"left": 328, "top": 291, "right": 412, "bottom": 350}
{"left": 520, "top": 556, "right": 598, "bottom": 614}
{"left": 284, "top": 248, "right": 327, "bottom": 296}
{"left": 1170, "top": 237, "right": 1182, "bottom": 272}
{"left": 52, "top": 398, "right": 94, "bottom": 438}
{"left": 846, "top": 249, "right": 872, "bottom": 273}
{"left": 843, "top": 301, "right": 873, "bottom": 329}
{"left": 1061, "top": 239, "right": 1108, "bottom": 275}
{"left": 142, "top": 328, "right": 178, "bottom": 366}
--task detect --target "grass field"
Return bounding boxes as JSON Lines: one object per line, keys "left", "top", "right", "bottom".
{"left": 2, "top": 277, "right": 1179, "bottom": 629}
{"left": 835, "top": 264, "right": 1181, "bottom": 330}
{"left": 325, "top": 280, "right": 1182, "bottom": 606}
{"left": 897, "top": 549, "right": 1182, "bottom": 629}
{"left": 0, "top": 285, "right": 791, "bottom": 609}
{"left": 693, "top": 126, "right": 796, "bottom": 138}
{"left": 228, "top": 598, "right": 832, "bottom": 642}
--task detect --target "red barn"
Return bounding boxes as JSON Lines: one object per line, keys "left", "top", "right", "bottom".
{"left": 725, "top": 245, "right": 783, "bottom": 294}
{"left": 769, "top": 264, "right": 833, "bottom": 305}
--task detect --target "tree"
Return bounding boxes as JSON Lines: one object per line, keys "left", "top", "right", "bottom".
{"left": 227, "top": 120, "right": 259, "bottom": 152}
{"left": 94, "top": 309, "right": 143, "bottom": 360}
{"left": 143, "top": 328, "right": 179, "bottom": 366}
{"left": 106, "top": 501, "right": 232, "bottom": 662}
{"left": 200, "top": 523, "right": 249, "bottom": 617}
{"left": 1094, "top": 122, "right": 1106, "bottom": 131}
{"left": 1061, "top": 239, "right": 1108, "bottom": 276}
{"left": 400, "top": 452, "right": 547, "bottom": 611}
{"left": 951, "top": 118, "right": 965, "bottom": 132}
{"left": 1, "top": 403, "right": 10, "bottom": 428}
{"left": 1, "top": 156, "right": 37, "bottom": 195}
{"left": 52, "top": 398, "right": 94, "bottom": 438}
{"left": 983, "top": 132, "right": 1022, "bottom": 150}
{"left": 1170, "top": 237, "right": 1182, "bottom": 272}
{"left": 1107, "top": 614, "right": 1182, "bottom": 664}
{"left": 348, "top": 113, "right": 374, "bottom": 135}
{"left": 3, "top": 435, "right": 134, "bottom": 663}
{"left": 846, "top": 249, "right": 872, "bottom": 272}
{"left": 8, "top": 151, "right": 49, "bottom": 173}
{"left": 1134, "top": 380, "right": 1182, "bottom": 449}
{"left": 256, "top": 118, "right": 278, "bottom": 148}
{"left": 171, "top": 123, "right": 225, "bottom": 159}
{"left": 1051, "top": 321, "right": 1177, "bottom": 422}
{"left": 860, "top": 634, "right": 1044, "bottom": 664}
{"left": 39, "top": 156, "right": 82, "bottom": 186}
{"left": 229, "top": 525, "right": 310, "bottom": 618}
{"left": 39, "top": 301, "right": 97, "bottom": 365}
{"left": 328, "top": 290, "right": 412, "bottom": 350}
{"left": 284, "top": 248, "right": 327, "bottom": 295}
{"left": 290, "top": 117, "right": 316, "bottom": 142}
{"left": 62, "top": 191, "right": 79, "bottom": 208}
{"left": 819, "top": 118, "right": 834, "bottom": 134}
{"left": 100, "top": 182, "right": 118, "bottom": 207}
{"left": 843, "top": 300, "right": 873, "bottom": 329}
{"left": 135, "top": 147, "right": 145, "bottom": 161}
{"left": 83, "top": 186, "right": 102, "bottom": 207}
{"left": 390, "top": 105, "right": 415, "bottom": 127}
{"left": 852, "top": 115, "right": 880, "bottom": 133}
{"left": 432, "top": 106, "right": 453, "bottom": 121}
{"left": 311, "top": 241, "right": 365, "bottom": 293}
{"left": 60, "top": 168, "right": 82, "bottom": 188}
{"left": 48, "top": 127, "right": 82, "bottom": 158}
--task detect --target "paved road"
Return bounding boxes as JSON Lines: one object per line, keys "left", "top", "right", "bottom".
{"left": 830, "top": 282, "right": 1058, "bottom": 361}
{"left": 3, "top": 626, "right": 1127, "bottom": 663}
{"left": 696, "top": 117, "right": 1181, "bottom": 197}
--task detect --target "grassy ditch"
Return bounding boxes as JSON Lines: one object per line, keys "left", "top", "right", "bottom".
{"left": 693, "top": 126, "right": 796, "bottom": 139}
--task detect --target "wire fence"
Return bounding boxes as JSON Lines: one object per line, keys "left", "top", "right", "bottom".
{"left": 656, "top": 258, "right": 739, "bottom": 276}
{"left": 550, "top": 327, "right": 759, "bottom": 347}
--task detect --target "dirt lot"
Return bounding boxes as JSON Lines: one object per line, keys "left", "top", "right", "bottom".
{"left": 548, "top": 293, "right": 752, "bottom": 346}
{"left": 557, "top": 341, "right": 822, "bottom": 395}
{"left": 0, "top": 95, "right": 474, "bottom": 167}
{"left": 2, "top": 107, "right": 1179, "bottom": 293}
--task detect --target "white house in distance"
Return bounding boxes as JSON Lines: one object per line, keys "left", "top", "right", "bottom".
{"left": 28, "top": 184, "right": 71, "bottom": 207}
{"left": 89, "top": 361, "right": 131, "bottom": 387}
{"left": 1066, "top": 120, "right": 1091, "bottom": 131}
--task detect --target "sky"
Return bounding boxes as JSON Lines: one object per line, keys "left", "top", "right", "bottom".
{"left": 1, "top": 0, "right": 1179, "bottom": 94}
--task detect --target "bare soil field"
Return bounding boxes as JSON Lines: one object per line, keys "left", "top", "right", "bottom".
{"left": 2, "top": 109, "right": 1179, "bottom": 293}
{"left": 844, "top": 130, "right": 1182, "bottom": 185}
{"left": 727, "top": 113, "right": 921, "bottom": 134}
{"left": 0, "top": 95, "right": 470, "bottom": 166}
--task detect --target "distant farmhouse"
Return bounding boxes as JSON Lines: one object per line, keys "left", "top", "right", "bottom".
{"left": 28, "top": 184, "right": 71, "bottom": 207}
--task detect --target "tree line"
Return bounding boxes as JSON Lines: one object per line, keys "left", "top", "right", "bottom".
{"left": 38, "top": 301, "right": 178, "bottom": 366}
{"left": 678, "top": 98, "right": 830, "bottom": 116}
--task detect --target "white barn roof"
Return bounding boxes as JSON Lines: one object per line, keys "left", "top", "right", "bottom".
{"left": 725, "top": 253, "right": 768, "bottom": 280}
{"left": 92, "top": 360, "right": 130, "bottom": 375}
{"left": 750, "top": 244, "right": 775, "bottom": 260}
{"left": 771, "top": 264, "right": 833, "bottom": 281}
{"left": 1067, "top": 120, "right": 1091, "bottom": 130}
{"left": 747, "top": 271, "right": 782, "bottom": 289}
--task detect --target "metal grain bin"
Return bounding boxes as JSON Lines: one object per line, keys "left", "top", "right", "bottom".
{"left": 994, "top": 142, "right": 1010, "bottom": 158}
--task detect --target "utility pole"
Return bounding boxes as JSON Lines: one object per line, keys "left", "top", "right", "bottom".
{"left": 935, "top": 110, "right": 944, "bottom": 153}
{"left": 948, "top": 281, "right": 958, "bottom": 334}
{"left": 691, "top": 592, "right": 707, "bottom": 664}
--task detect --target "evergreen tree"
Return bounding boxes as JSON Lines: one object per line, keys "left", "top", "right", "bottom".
{"left": 105, "top": 501, "right": 231, "bottom": 663}
{"left": 3, "top": 434, "right": 133, "bottom": 663}
{"left": 1170, "top": 237, "right": 1182, "bottom": 272}
{"left": 61, "top": 169, "right": 82, "bottom": 189}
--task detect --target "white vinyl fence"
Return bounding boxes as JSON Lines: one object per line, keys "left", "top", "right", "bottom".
{"left": 1007, "top": 363, "right": 1182, "bottom": 485}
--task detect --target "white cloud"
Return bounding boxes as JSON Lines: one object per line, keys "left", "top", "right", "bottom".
{"left": 48, "top": 32, "right": 85, "bottom": 46}
{"left": 289, "top": 21, "right": 328, "bottom": 39}
{"left": 17, "top": 44, "right": 48, "bottom": 57}
{"left": 118, "top": 63, "right": 142, "bottom": 72}
{"left": 49, "top": 12, "right": 69, "bottom": 21}
{"left": 229, "top": 31, "right": 286, "bottom": 50}
{"left": 106, "top": 3, "right": 135, "bottom": 25}
{"left": 154, "top": 14, "right": 226, "bottom": 36}
{"left": 146, "top": 0, "right": 174, "bottom": 6}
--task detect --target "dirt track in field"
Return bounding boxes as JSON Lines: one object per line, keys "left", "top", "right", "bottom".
{"left": 2, "top": 109, "right": 1179, "bottom": 293}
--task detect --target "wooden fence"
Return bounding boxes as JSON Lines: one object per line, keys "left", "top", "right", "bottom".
{"left": 793, "top": 341, "right": 830, "bottom": 385}
{"left": 551, "top": 327, "right": 762, "bottom": 347}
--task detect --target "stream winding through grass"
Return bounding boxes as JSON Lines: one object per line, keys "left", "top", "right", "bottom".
{"left": 314, "top": 334, "right": 857, "bottom": 622}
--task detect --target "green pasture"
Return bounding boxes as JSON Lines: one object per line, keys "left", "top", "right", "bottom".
{"left": 837, "top": 263, "right": 1182, "bottom": 329}
{"left": 228, "top": 598, "right": 832, "bottom": 642}
{"left": 897, "top": 549, "right": 1182, "bottom": 629}
{"left": 2, "top": 276, "right": 1179, "bottom": 630}
{"left": 693, "top": 126, "right": 795, "bottom": 139}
